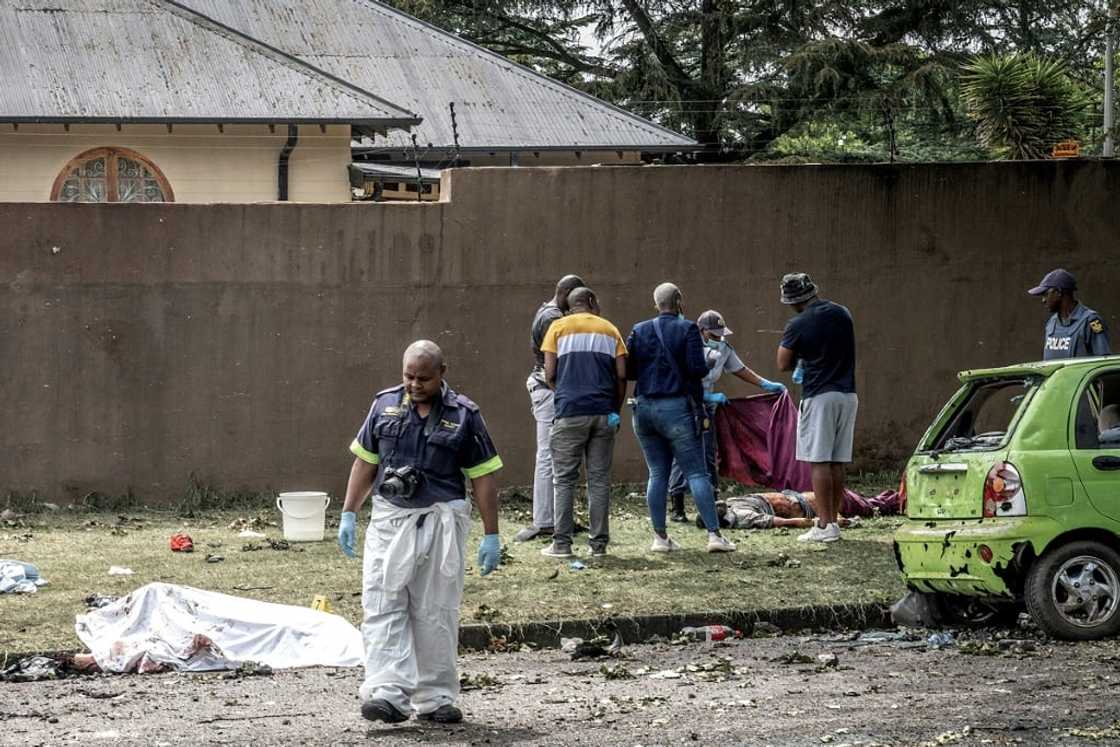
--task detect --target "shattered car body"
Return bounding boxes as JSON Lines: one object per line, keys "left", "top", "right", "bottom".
{"left": 895, "top": 356, "right": 1120, "bottom": 639}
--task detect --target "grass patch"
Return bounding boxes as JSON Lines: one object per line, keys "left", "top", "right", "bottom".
{"left": 0, "top": 490, "right": 905, "bottom": 655}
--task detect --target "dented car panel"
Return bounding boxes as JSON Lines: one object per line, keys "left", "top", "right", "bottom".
{"left": 895, "top": 357, "right": 1120, "bottom": 603}
{"left": 895, "top": 517, "right": 1061, "bottom": 596}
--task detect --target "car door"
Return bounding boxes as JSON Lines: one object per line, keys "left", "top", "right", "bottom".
{"left": 1069, "top": 367, "right": 1120, "bottom": 523}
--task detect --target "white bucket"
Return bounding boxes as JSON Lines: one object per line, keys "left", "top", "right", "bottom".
{"left": 275, "top": 491, "right": 331, "bottom": 542}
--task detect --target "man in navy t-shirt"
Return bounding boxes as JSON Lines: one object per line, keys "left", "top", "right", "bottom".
{"left": 776, "top": 273, "right": 857, "bottom": 544}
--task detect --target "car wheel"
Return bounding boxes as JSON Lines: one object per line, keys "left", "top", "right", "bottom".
{"left": 1025, "top": 540, "right": 1120, "bottom": 641}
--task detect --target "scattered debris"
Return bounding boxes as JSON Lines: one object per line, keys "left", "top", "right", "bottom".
{"left": 205, "top": 554, "right": 224, "bottom": 564}
{"left": 817, "top": 653, "right": 839, "bottom": 668}
{"left": 232, "top": 585, "right": 274, "bottom": 592}
{"left": 569, "top": 560, "right": 586, "bottom": 571}
{"left": 459, "top": 671, "right": 502, "bottom": 690}
{"left": 238, "top": 529, "right": 266, "bottom": 539}
{"left": 600, "top": 663, "right": 635, "bottom": 680}
{"left": 680, "top": 625, "right": 739, "bottom": 642}
{"left": 766, "top": 552, "right": 801, "bottom": 569}
{"left": 107, "top": 566, "right": 134, "bottom": 576}
{"left": 890, "top": 589, "right": 941, "bottom": 627}
{"left": 0, "top": 559, "right": 47, "bottom": 593}
{"left": 774, "top": 651, "right": 814, "bottom": 665}
{"left": 170, "top": 534, "right": 195, "bottom": 553}
{"left": 82, "top": 593, "right": 118, "bottom": 609}
{"left": 752, "top": 621, "right": 783, "bottom": 638}
{"left": 267, "top": 538, "right": 303, "bottom": 552}
{"left": 310, "top": 595, "right": 332, "bottom": 613}
{"left": 241, "top": 543, "right": 262, "bottom": 552}
{"left": 927, "top": 632, "right": 955, "bottom": 649}
{"left": 220, "top": 661, "right": 273, "bottom": 680}
{"left": 473, "top": 604, "right": 501, "bottom": 622}
{"left": 648, "top": 669, "right": 683, "bottom": 680}
{"left": 0, "top": 656, "right": 64, "bottom": 682}
{"left": 228, "top": 516, "right": 277, "bottom": 532}
{"left": 545, "top": 567, "right": 560, "bottom": 580}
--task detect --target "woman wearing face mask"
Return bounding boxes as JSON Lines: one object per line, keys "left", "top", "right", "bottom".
{"left": 665, "top": 310, "right": 786, "bottom": 523}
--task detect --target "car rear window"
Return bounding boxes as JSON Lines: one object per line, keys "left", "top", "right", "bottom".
{"left": 925, "top": 377, "right": 1040, "bottom": 452}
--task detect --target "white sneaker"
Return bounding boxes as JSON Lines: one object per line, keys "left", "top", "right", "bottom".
{"left": 798, "top": 523, "right": 841, "bottom": 543}
{"left": 650, "top": 535, "right": 681, "bottom": 553}
{"left": 706, "top": 534, "right": 736, "bottom": 553}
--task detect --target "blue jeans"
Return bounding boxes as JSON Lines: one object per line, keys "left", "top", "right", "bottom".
{"left": 632, "top": 396, "right": 720, "bottom": 533}
{"left": 668, "top": 403, "right": 718, "bottom": 498}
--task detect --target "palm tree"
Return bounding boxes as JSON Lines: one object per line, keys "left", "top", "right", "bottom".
{"left": 961, "top": 54, "right": 1091, "bottom": 160}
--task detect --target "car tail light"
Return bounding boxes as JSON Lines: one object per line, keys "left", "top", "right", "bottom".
{"left": 983, "top": 462, "right": 1026, "bottom": 518}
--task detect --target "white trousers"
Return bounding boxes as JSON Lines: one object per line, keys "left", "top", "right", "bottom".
{"left": 359, "top": 498, "right": 471, "bottom": 715}
{"left": 527, "top": 374, "right": 556, "bottom": 529}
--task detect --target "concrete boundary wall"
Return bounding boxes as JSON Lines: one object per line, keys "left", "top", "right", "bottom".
{"left": 1, "top": 161, "right": 1118, "bottom": 503}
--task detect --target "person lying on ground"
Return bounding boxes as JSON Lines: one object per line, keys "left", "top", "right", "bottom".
{"left": 700, "top": 488, "right": 902, "bottom": 530}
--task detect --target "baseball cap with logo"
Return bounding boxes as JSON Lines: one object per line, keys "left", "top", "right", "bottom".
{"left": 697, "top": 310, "right": 733, "bottom": 337}
{"left": 780, "top": 272, "right": 818, "bottom": 305}
{"left": 1028, "top": 268, "right": 1077, "bottom": 295}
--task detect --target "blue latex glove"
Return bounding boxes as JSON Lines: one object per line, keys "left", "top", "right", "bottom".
{"left": 607, "top": 412, "right": 621, "bottom": 429}
{"left": 703, "top": 391, "right": 730, "bottom": 406}
{"left": 759, "top": 378, "right": 786, "bottom": 394}
{"left": 338, "top": 511, "right": 357, "bottom": 559}
{"left": 792, "top": 362, "right": 805, "bottom": 384}
{"left": 478, "top": 534, "right": 501, "bottom": 576}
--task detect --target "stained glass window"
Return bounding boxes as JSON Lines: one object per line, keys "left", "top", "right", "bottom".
{"left": 52, "top": 148, "right": 172, "bottom": 203}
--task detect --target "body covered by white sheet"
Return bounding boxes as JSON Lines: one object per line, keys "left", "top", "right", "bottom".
{"left": 75, "top": 582, "right": 364, "bottom": 673}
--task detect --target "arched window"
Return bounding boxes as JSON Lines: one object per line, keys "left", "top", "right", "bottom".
{"left": 51, "top": 147, "right": 174, "bottom": 203}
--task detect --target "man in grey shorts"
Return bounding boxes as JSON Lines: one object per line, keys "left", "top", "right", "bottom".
{"left": 776, "top": 273, "right": 857, "bottom": 543}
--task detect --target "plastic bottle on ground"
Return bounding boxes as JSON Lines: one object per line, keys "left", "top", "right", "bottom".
{"left": 680, "top": 624, "right": 737, "bottom": 642}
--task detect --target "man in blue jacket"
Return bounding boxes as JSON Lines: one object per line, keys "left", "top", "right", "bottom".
{"left": 626, "top": 283, "right": 736, "bottom": 554}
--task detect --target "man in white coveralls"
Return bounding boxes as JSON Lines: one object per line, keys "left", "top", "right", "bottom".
{"left": 337, "top": 340, "right": 503, "bottom": 724}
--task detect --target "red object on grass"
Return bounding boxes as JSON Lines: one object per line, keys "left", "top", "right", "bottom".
{"left": 170, "top": 533, "right": 194, "bottom": 553}
{"left": 714, "top": 391, "right": 903, "bottom": 516}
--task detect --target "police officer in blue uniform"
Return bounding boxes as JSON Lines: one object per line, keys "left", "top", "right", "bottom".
{"left": 337, "top": 340, "right": 503, "bottom": 726}
{"left": 1028, "top": 268, "right": 1111, "bottom": 360}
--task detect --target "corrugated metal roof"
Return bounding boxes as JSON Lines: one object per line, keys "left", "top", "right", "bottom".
{"left": 352, "top": 162, "right": 441, "bottom": 182}
{"left": 176, "top": 0, "right": 697, "bottom": 152}
{"left": 0, "top": 0, "right": 420, "bottom": 129}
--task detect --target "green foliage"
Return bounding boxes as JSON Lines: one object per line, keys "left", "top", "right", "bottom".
{"left": 961, "top": 53, "right": 1092, "bottom": 159}
{"left": 765, "top": 122, "right": 879, "bottom": 163}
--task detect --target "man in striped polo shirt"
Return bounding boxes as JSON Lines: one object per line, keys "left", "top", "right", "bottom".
{"left": 539, "top": 287, "right": 628, "bottom": 558}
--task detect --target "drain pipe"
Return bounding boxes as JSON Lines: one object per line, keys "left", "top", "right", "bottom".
{"left": 278, "top": 124, "right": 299, "bottom": 201}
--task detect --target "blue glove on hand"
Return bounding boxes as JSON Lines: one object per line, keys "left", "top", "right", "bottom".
{"left": 607, "top": 412, "right": 621, "bottom": 429}
{"left": 338, "top": 511, "right": 357, "bottom": 559}
{"left": 703, "top": 391, "right": 730, "bottom": 406}
{"left": 792, "top": 362, "right": 805, "bottom": 384}
{"left": 478, "top": 534, "right": 501, "bottom": 576}
{"left": 759, "top": 379, "right": 786, "bottom": 394}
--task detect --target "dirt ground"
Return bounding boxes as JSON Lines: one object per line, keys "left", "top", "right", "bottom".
{"left": 4, "top": 630, "right": 1120, "bottom": 746}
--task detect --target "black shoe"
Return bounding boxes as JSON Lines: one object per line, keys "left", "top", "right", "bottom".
{"left": 418, "top": 704, "right": 462, "bottom": 723}
{"left": 669, "top": 510, "right": 689, "bottom": 523}
{"left": 361, "top": 698, "right": 409, "bottom": 724}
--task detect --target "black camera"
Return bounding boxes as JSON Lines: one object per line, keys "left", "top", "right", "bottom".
{"left": 380, "top": 465, "right": 421, "bottom": 500}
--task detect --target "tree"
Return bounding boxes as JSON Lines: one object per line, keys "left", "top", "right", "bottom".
{"left": 960, "top": 53, "right": 1092, "bottom": 159}
{"left": 387, "top": 0, "right": 1111, "bottom": 159}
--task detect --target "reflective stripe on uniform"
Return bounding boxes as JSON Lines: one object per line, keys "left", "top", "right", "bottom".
{"left": 462, "top": 454, "right": 503, "bottom": 479}
{"left": 350, "top": 439, "right": 380, "bottom": 465}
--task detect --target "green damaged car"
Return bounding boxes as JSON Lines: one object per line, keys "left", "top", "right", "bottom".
{"left": 895, "top": 356, "right": 1120, "bottom": 639}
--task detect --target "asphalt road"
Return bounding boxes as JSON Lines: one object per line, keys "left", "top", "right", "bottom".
{"left": 3, "top": 628, "right": 1120, "bottom": 746}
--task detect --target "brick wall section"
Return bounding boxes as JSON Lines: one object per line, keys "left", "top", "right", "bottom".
{"left": 1, "top": 161, "right": 1117, "bottom": 503}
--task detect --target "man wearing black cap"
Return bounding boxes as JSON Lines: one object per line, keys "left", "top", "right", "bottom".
{"left": 776, "top": 273, "right": 856, "bottom": 544}
{"left": 1028, "top": 268, "right": 1111, "bottom": 360}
